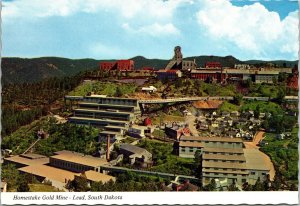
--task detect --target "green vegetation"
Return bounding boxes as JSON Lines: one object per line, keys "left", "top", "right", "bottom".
{"left": 68, "top": 81, "right": 137, "bottom": 97}
{"left": 2, "top": 57, "right": 99, "bottom": 85}
{"left": 219, "top": 101, "right": 239, "bottom": 112}
{"left": 90, "top": 172, "right": 164, "bottom": 191}
{"left": 171, "top": 79, "right": 237, "bottom": 97}
{"left": 29, "top": 184, "right": 63, "bottom": 192}
{"left": 240, "top": 101, "right": 283, "bottom": 114}
{"left": 137, "top": 139, "right": 195, "bottom": 176}
{"left": 1, "top": 106, "right": 47, "bottom": 137}
{"left": 261, "top": 128, "right": 298, "bottom": 187}
{"left": 2, "top": 117, "right": 100, "bottom": 156}
{"left": 2, "top": 73, "right": 85, "bottom": 137}
{"left": 152, "top": 113, "right": 185, "bottom": 125}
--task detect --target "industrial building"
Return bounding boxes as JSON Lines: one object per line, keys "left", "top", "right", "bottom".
{"left": 49, "top": 150, "right": 108, "bottom": 173}
{"left": 119, "top": 144, "right": 152, "bottom": 165}
{"left": 100, "top": 60, "right": 134, "bottom": 71}
{"left": 4, "top": 150, "right": 115, "bottom": 191}
{"left": 178, "top": 136, "right": 270, "bottom": 187}
{"left": 190, "top": 67, "right": 292, "bottom": 84}
{"left": 67, "top": 95, "right": 141, "bottom": 140}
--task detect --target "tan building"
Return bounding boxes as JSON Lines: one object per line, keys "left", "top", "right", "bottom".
{"left": 182, "top": 60, "right": 196, "bottom": 71}
{"left": 50, "top": 150, "right": 108, "bottom": 173}
{"left": 4, "top": 153, "right": 49, "bottom": 168}
{"left": 178, "top": 136, "right": 271, "bottom": 187}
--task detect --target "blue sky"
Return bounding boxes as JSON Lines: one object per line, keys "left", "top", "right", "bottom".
{"left": 2, "top": 0, "right": 299, "bottom": 60}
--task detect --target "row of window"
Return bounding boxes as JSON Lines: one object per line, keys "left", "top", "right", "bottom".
{"left": 203, "top": 172, "right": 247, "bottom": 177}
{"left": 51, "top": 158, "right": 93, "bottom": 172}
{"left": 204, "top": 167, "right": 247, "bottom": 172}
{"left": 204, "top": 159, "right": 245, "bottom": 163}
{"left": 204, "top": 152, "right": 243, "bottom": 156}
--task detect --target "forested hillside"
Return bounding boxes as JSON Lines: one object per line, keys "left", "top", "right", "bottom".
{"left": 3, "top": 56, "right": 297, "bottom": 85}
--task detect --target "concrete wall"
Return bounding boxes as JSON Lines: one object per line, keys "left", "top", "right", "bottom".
{"left": 179, "top": 147, "right": 200, "bottom": 158}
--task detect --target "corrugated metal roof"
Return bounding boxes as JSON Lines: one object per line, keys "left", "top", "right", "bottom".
{"left": 180, "top": 136, "right": 243, "bottom": 143}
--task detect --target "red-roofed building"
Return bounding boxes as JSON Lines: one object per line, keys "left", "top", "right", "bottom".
{"left": 156, "top": 69, "right": 182, "bottom": 81}
{"left": 99, "top": 60, "right": 134, "bottom": 71}
{"left": 287, "top": 65, "right": 298, "bottom": 90}
{"left": 205, "top": 62, "right": 222, "bottom": 68}
{"left": 100, "top": 62, "right": 115, "bottom": 71}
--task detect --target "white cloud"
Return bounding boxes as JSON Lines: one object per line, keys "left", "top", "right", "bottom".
{"left": 3, "top": 0, "right": 186, "bottom": 36}
{"left": 196, "top": 0, "right": 298, "bottom": 59}
{"left": 122, "top": 22, "right": 180, "bottom": 37}
{"left": 3, "top": 0, "right": 187, "bottom": 20}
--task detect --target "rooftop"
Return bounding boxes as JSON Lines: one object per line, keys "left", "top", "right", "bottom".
{"left": 180, "top": 136, "right": 243, "bottom": 143}
{"left": 202, "top": 153, "right": 246, "bottom": 161}
{"left": 202, "top": 168, "right": 248, "bottom": 175}
{"left": 19, "top": 153, "right": 47, "bottom": 160}
{"left": 120, "top": 144, "right": 150, "bottom": 155}
{"left": 202, "top": 161, "right": 247, "bottom": 169}
{"left": 68, "top": 116, "right": 128, "bottom": 123}
{"left": 78, "top": 170, "right": 116, "bottom": 183}
{"left": 51, "top": 150, "right": 108, "bottom": 167}
{"left": 243, "top": 149, "right": 270, "bottom": 171}
{"left": 203, "top": 147, "right": 244, "bottom": 154}
{"left": 179, "top": 141, "right": 203, "bottom": 148}
{"left": 19, "top": 165, "right": 79, "bottom": 183}
{"left": 74, "top": 109, "right": 131, "bottom": 115}
{"left": 78, "top": 102, "right": 135, "bottom": 108}
{"left": 4, "top": 155, "right": 49, "bottom": 166}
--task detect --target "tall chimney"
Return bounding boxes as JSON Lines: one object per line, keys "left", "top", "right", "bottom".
{"left": 106, "top": 135, "right": 110, "bottom": 161}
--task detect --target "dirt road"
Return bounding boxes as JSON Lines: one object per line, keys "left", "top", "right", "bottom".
{"left": 243, "top": 131, "right": 275, "bottom": 180}
{"left": 185, "top": 115, "right": 198, "bottom": 136}
{"left": 243, "top": 131, "right": 265, "bottom": 149}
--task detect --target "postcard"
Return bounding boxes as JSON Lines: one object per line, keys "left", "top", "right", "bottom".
{"left": 0, "top": 0, "right": 299, "bottom": 205}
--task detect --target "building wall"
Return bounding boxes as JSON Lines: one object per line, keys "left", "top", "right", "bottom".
{"left": 100, "top": 62, "right": 115, "bottom": 71}
{"left": 202, "top": 173, "right": 247, "bottom": 186}
{"left": 247, "top": 169, "right": 269, "bottom": 185}
{"left": 191, "top": 72, "right": 226, "bottom": 82}
{"left": 179, "top": 146, "right": 201, "bottom": 158}
{"left": 203, "top": 141, "right": 243, "bottom": 149}
{"left": 182, "top": 61, "right": 196, "bottom": 70}
{"left": 49, "top": 157, "right": 98, "bottom": 173}
{"left": 116, "top": 60, "right": 134, "bottom": 71}
{"left": 255, "top": 74, "right": 277, "bottom": 83}
{"left": 205, "top": 62, "right": 222, "bottom": 68}
{"left": 157, "top": 71, "right": 180, "bottom": 80}
{"left": 74, "top": 110, "right": 131, "bottom": 121}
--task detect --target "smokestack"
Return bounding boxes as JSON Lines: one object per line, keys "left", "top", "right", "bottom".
{"left": 106, "top": 135, "right": 110, "bottom": 161}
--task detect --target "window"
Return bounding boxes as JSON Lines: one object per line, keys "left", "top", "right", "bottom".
{"left": 242, "top": 179, "right": 246, "bottom": 183}
{"left": 251, "top": 172, "right": 256, "bottom": 175}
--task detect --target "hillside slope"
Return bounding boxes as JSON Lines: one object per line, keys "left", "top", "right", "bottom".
{"left": 2, "top": 56, "right": 298, "bottom": 85}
